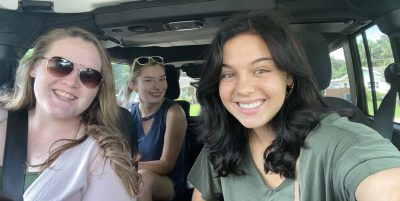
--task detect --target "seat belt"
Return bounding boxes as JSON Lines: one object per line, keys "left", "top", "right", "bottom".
{"left": 371, "top": 63, "right": 400, "bottom": 140}
{"left": 3, "top": 110, "right": 28, "bottom": 201}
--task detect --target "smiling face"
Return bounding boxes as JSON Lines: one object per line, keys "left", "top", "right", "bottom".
{"left": 130, "top": 64, "right": 167, "bottom": 105}
{"left": 30, "top": 37, "right": 101, "bottom": 120}
{"left": 219, "top": 33, "right": 292, "bottom": 130}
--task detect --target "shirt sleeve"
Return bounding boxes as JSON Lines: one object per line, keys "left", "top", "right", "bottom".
{"left": 331, "top": 121, "right": 400, "bottom": 201}
{"left": 187, "top": 148, "right": 223, "bottom": 201}
{"left": 83, "top": 154, "right": 136, "bottom": 201}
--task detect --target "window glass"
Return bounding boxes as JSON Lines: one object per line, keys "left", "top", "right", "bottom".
{"left": 178, "top": 71, "right": 200, "bottom": 116}
{"left": 112, "top": 62, "right": 130, "bottom": 94}
{"left": 327, "top": 47, "right": 351, "bottom": 102}
{"left": 356, "top": 25, "right": 399, "bottom": 122}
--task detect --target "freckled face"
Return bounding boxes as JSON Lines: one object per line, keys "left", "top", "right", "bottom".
{"left": 130, "top": 64, "right": 167, "bottom": 105}
{"left": 219, "top": 33, "right": 292, "bottom": 130}
{"left": 30, "top": 37, "right": 101, "bottom": 120}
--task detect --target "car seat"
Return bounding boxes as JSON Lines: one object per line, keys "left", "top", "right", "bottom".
{"left": 300, "top": 31, "right": 370, "bottom": 125}
{"left": 164, "top": 64, "right": 192, "bottom": 201}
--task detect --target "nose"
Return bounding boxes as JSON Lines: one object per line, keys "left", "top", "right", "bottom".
{"left": 235, "top": 73, "right": 255, "bottom": 96}
{"left": 153, "top": 80, "right": 165, "bottom": 91}
{"left": 61, "top": 68, "right": 80, "bottom": 88}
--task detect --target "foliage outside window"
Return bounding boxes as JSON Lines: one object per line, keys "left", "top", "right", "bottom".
{"left": 356, "top": 25, "right": 399, "bottom": 122}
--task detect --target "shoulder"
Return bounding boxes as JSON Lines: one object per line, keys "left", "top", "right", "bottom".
{"left": 302, "top": 113, "right": 390, "bottom": 162}
{"left": 188, "top": 148, "right": 215, "bottom": 178}
{"left": 166, "top": 104, "right": 186, "bottom": 122}
{"left": 307, "top": 113, "right": 380, "bottom": 145}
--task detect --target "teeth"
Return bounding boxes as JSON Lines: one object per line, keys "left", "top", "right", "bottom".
{"left": 239, "top": 100, "right": 263, "bottom": 109}
{"left": 55, "top": 90, "right": 75, "bottom": 100}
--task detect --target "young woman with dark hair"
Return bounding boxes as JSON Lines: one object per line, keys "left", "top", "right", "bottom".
{"left": 188, "top": 12, "right": 400, "bottom": 201}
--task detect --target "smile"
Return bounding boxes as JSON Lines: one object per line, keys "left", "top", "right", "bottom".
{"left": 238, "top": 100, "right": 264, "bottom": 109}
{"left": 149, "top": 92, "right": 162, "bottom": 96}
{"left": 54, "top": 89, "right": 77, "bottom": 100}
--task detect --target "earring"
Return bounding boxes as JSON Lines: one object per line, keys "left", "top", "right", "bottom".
{"left": 286, "top": 82, "right": 294, "bottom": 98}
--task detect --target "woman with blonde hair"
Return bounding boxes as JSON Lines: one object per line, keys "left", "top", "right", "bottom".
{"left": 120, "top": 56, "right": 187, "bottom": 201}
{"left": 0, "top": 27, "right": 141, "bottom": 201}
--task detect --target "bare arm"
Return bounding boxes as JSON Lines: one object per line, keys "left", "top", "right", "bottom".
{"left": 192, "top": 188, "right": 206, "bottom": 201}
{"left": 138, "top": 104, "right": 187, "bottom": 174}
{"left": 355, "top": 167, "right": 400, "bottom": 201}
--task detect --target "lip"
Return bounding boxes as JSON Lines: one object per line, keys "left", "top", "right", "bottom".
{"left": 149, "top": 92, "right": 163, "bottom": 97}
{"left": 235, "top": 99, "right": 264, "bottom": 115}
{"left": 53, "top": 89, "right": 78, "bottom": 100}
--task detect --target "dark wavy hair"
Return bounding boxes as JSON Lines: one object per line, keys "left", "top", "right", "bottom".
{"left": 196, "top": 11, "right": 327, "bottom": 178}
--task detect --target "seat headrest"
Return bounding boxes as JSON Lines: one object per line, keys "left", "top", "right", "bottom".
{"left": 165, "top": 64, "right": 180, "bottom": 100}
{"left": 300, "top": 31, "right": 332, "bottom": 90}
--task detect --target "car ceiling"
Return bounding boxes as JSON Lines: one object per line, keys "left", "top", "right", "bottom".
{"left": 1, "top": 0, "right": 400, "bottom": 64}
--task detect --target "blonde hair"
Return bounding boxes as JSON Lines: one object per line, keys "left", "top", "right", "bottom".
{"left": 0, "top": 27, "right": 141, "bottom": 196}
{"left": 117, "top": 59, "right": 165, "bottom": 108}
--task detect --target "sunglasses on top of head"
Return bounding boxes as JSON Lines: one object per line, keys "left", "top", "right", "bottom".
{"left": 134, "top": 56, "right": 164, "bottom": 66}
{"left": 40, "top": 56, "right": 103, "bottom": 89}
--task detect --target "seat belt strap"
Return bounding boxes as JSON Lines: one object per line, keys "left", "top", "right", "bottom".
{"left": 3, "top": 110, "right": 28, "bottom": 201}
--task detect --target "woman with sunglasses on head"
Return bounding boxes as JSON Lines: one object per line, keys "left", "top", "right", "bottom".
{"left": 188, "top": 12, "right": 400, "bottom": 201}
{"left": 0, "top": 27, "right": 141, "bottom": 201}
{"left": 119, "top": 56, "right": 187, "bottom": 201}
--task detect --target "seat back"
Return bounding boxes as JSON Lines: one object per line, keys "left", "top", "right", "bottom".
{"left": 300, "top": 31, "right": 370, "bottom": 125}
{"left": 164, "top": 64, "right": 192, "bottom": 200}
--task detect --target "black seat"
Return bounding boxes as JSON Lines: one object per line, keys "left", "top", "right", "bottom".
{"left": 300, "top": 31, "right": 370, "bottom": 125}
{"left": 119, "top": 107, "right": 138, "bottom": 156}
{"left": 164, "top": 64, "right": 192, "bottom": 201}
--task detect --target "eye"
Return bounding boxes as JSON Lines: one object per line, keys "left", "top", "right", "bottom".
{"left": 160, "top": 77, "right": 166, "bottom": 81}
{"left": 220, "top": 72, "right": 235, "bottom": 79}
{"left": 255, "top": 67, "right": 270, "bottom": 75}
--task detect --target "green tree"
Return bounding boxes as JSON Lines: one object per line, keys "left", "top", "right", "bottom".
{"left": 331, "top": 57, "right": 347, "bottom": 79}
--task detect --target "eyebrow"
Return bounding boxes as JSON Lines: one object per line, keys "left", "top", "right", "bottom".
{"left": 143, "top": 74, "right": 166, "bottom": 79}
{"left": 222, "top": 57, "right": 273, "bottom": 67}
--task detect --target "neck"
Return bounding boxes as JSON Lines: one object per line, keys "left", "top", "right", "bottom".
{"left": 139, "top": 98, "right": 164, "bottom": 117}
{"left": 28, "top": 107, "right": 83, "bottom": 140}
{"left": 249, "top": 125, "right": 276, "bottom": 148}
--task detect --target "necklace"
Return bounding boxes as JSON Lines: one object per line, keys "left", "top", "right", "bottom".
{"left": 141, "top": 113, "right": 155, "bottom": 121}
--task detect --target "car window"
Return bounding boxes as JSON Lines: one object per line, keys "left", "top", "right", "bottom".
{"left": 356, "top": 25, "right": 399, "bottom": 123}
{"left": 327, "top": 47, "right": 352, "bottom": 102}
{"left": 177, "top": 70, "right": 200, "bottom": 116}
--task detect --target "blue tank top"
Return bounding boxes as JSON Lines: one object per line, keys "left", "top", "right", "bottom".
{"left": 130, "top": 99, "right": 185, "bottom": 190}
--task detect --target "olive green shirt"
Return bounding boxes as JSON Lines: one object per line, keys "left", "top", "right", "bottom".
{"left": 188, "top": 113, "right": 400, "bottom": 201}
{"left": 0, "top": 166, "right": 40, "bottom": 192}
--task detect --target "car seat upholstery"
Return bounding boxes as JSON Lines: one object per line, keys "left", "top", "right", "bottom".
{"left": 119, "top": 107, "right": 138, "bottom": 156}
{"left": 299, "top": 31, "right": 370, "bottom": 125}
{"left": 164, "top": 64, "right": 191, "bottom": 200}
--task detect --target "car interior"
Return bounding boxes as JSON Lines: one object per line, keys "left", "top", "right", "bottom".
{"left": 1, "top": 0, "right": 400, "bottom": 200}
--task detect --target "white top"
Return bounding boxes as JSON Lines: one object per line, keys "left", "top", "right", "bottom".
{"left": 0, "top": 109, "right": 136, "bottom": 201}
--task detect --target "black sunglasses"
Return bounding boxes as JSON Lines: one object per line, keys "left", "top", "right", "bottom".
{"left": 134, "top": 56, "right": 164, "bottom": 66}
{"left": 41, "top": 56, "right": 103, "bottom": 89}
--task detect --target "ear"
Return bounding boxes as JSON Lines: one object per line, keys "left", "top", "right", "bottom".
{"left": 29, "top": 66, "right": 37, "bottom": 78}
{"left": 128, "top": 80, "right": 138, "bottom": 92}
{"left": 287, "top": 74, "right": 294, "bottom": 86}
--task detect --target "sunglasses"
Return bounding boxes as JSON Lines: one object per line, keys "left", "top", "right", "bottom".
{"left": 134, "top": 56, "right": 164, "bottom": 66}
{"left": 41, "top": 56, "right": 103, "bottom": 89}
